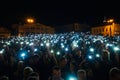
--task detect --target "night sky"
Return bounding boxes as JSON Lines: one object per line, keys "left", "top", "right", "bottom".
{"left": 0, "top": 0, "right": 120, "bottom": 28}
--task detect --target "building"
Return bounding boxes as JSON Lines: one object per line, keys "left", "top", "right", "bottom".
{"left": 55, "top": 23, "right": 90, "bottom": 33}
{"left": 0, "top": 27, "right": 11, "bottom": 38}
{"left": 12, "top": 23, "right": 55, "bottom": 36}
{"left": 91, "top": 23, "right": 120, "bottom": 36}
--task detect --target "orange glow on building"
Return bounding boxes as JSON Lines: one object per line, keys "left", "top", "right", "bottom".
{"left": 91, "top": 23, "right": 120, "bottom": 36}
{"left": 17, "top": 23, "right": 55, "bottom": 36}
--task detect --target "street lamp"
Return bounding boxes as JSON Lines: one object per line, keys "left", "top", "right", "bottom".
{"left": 107, "top": 19, "right": 114, "bottom": 23}
{"left": 27, "top": 18, "right": 34, "bottom": 23}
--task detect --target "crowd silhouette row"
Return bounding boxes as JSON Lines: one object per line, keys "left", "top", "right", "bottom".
{"left": 0, "top": 32, "right": 120, "bottom": 80}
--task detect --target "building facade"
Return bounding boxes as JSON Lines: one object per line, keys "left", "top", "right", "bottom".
{"left": 12, "top": 23, "right": 55, "bottom": 36}
{"left": 56, "top": 23, "right": 90, "bottom": 33}
{"left": 0, "top": 27, "right": 11, "bottom": 38}
{"left": 91, "top": 23, "right": 120, "bottom": 36}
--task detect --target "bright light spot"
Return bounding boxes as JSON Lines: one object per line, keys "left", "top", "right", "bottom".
{"left": 88, "top": 55, "right": 93, "bottom": 59}
{"left": 96, "top": 54, "right": 100, "bottom": 57}
{"left": 40, "top": 43, "right": 44, "bottom": 46}
{"left": 61, "top": 45, "right": 64, "bottom": 48}
{"left": 26, "top": 42, "right": 29, "bottom": 45}
{"left": 65, "top": 48, "right": 68, "bottom": 51}
{"left": 90, "top": 48, "right": 94, "bottom": 52}
{"left": 28, "top": 50, "right": 30, "bottom": 52}
{"left": 46, "top": 42, "right": 50, "bottom": 47}
{"left": 29, "top": 43, "right": 34, "bottom": 46}
{"left": 6, "top": 42, "right": 10, "bottom": 45}
{"left": 27, "top": 18, "right": 34, "bottom": 23}
{"left": 50, "top": 50, "right": 54, "bottom": 53}
{"left": 114, "top": 47, "right": 119, "bottom": 51}
{"left": 16, "top": 42, "right": 19, "bottom": 44}
{"left": 56, "top": 51, "right": 60, "bottom": 55}
{"left": 34, "top": 48, "right": 38, "bottom": 52}
{"left": 69, "top": 77, "right": 77, "bottom": 80}
{"left": 21, "top": 53, "right": 25, "bottom": 57}
{"left": 0, "top": 49, "right": 4, "bottom": 54}
{"left": 106, "top": 43, "right": 110, "bottom": 47}
{"left": 20, "top": 42, "right": 24, "bottom": 45}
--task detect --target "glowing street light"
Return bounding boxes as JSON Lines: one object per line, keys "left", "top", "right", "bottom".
{"left": 107, "top": 19, "right": 114, "bottom": 23}
{"left": 27, "top": 18, "right": 34, "bottom": 23}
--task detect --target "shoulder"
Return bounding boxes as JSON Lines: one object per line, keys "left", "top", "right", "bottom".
{"left": 48, "top": 76, "right": 52, "bottom": 80}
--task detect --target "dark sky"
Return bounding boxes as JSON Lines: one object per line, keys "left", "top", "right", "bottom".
{"left": 0, "top": 0, "right": 120, "bottom": 28}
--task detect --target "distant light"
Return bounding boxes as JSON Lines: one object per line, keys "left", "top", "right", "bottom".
{"left": 34, "top": 48, "right": 38, "bottom": 52}
{"left": 16, "top": 42, "right": 19, "bottom": 44}
{"left": 65, "top": 48, "right": 68, "bottom": 51}
{"left": 107, "top": 19, "right": 114, "bottom": 23}
{"left": 27, "top": 18, "right": 34, "bottom": 23}
{"left": 114, "top": 47, "right": 119, "bottom": 51}
{"left": 96, "top": 54, "right": 100, "bottom": 57}
{"left": 26, "top": 42, "right": 29, "bottom": 45}
{"left": 69, "top": 77, "right": 77, "bottom": 80}
{"left": 106, "top": 43, "right": 110, "bottom": 47}
{"left": 90, "top": 48, "right": 94, "bottom": 52}
{"left": 20, "top": 42, "right": 24, "bottom": 45}
{"left": 40, "top": 43, "right": 44, "bottom": 46}
{"left": 29, "top": 43, "right": 34, "bottom": 46}
{"left": 0, "top": 49, "right": 4, "bottom": 54}
{"left": 21, "top": 53, "right": 26, "bottom": 57}
{"left": 28, "top": 50, "right": 30, "bottom": 52}
{"left": 50, "top": 50, "right": 54, "bottom": 53}
{"left": 88, "top": 55, "right": 93, "bottom": 59}
{"left": 56, "top": 51, "right": 60, "bottom": 55}
{"left": 46, "top": 42, "right": 50, "bottom": 47}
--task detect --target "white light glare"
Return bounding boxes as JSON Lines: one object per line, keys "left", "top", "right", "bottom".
{"left": 50, "top": 50, "right": 54, "bottom": 53}
{"left": 46, "top": 42, "right": 50, "bottom": 47}
{"left": 34, "top": 48, "right": 38, "bottom": 52}
{"left": 40, "top": 43, "right": 44, "bottom": 46}
{"left": 65, "top": 48, "right": 68, "bottom": 51}
{"left": 21, "top": 53, "right": 25, "bottom": 57}
{"left": 69, "top": 77, "right": 77, "bottom": 80}
{"left": 96, "top": 54, "right": 100, "bottom": 57}
{"left": 90, "top": 48, "right": 94, "bottom": 52}
{"left": 29, "top": 43, "right": 34, "bottom": 46}
{"left": 56, "top": 51, "right": 60, "bottom": 55}
{"left": 88, "top": 55, "right": 93, "bottom": 59}
{"left": 114, "top": 47, "right": 119, "bottom": 51}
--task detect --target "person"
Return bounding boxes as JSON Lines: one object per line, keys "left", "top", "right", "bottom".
{"left": 109, "top": 67, "right": 120, "bottom": 80}
{"left": 48, "top": 66, "right": 64, "bottom": 80}
{"left": 100, "top": 50, "right": 113, "bottom": 80}
{"left": 27, "top": 72, "right": 39, "bottom": 80}
{"left": 13, "top": 61, "right": 24, "bottom": 80}
{"left": 23, "top": 66, "right": 34, "bottom": 80}
{"left": 77, "top": 69, "right": 87, "bottom": 80}
{"left": 0, "top": 76, "right": 9, "bottom": 80}
{"left": 58, "top": 57, "right": 69, "bottom": 80}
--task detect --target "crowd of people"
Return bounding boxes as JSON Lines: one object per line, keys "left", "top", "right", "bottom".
{"left": 0, "top": 32, "right": 120, "bottom": 80}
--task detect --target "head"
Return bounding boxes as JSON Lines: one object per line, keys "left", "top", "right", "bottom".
{"left": 109, "top": 67, "right": 120, "bottom": 80}
{"left": 23, "top": 66, "right": 34, "bottom": 80}
{"left": 0, "top": 76, "right": 9, "bottom": 80}
{"left": 59, "top": 57, "right": 67, "bottom": 66}
{"left": 27, "top": 72, "right": 39, "bottom": 80}
{"left": 17, "top": 60, "right": 24, "bottom": 70}
{"left": 76, "top": 50, "right": 82, "bottom": 56}
{"left": 77, "top": 69, "right": 87, "bottom": 80}
{"left": 52, "top": 66, "right": 61, "bottom": 78}
{"left": 102, "top": 50, "right": 110, "bottom": 61}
